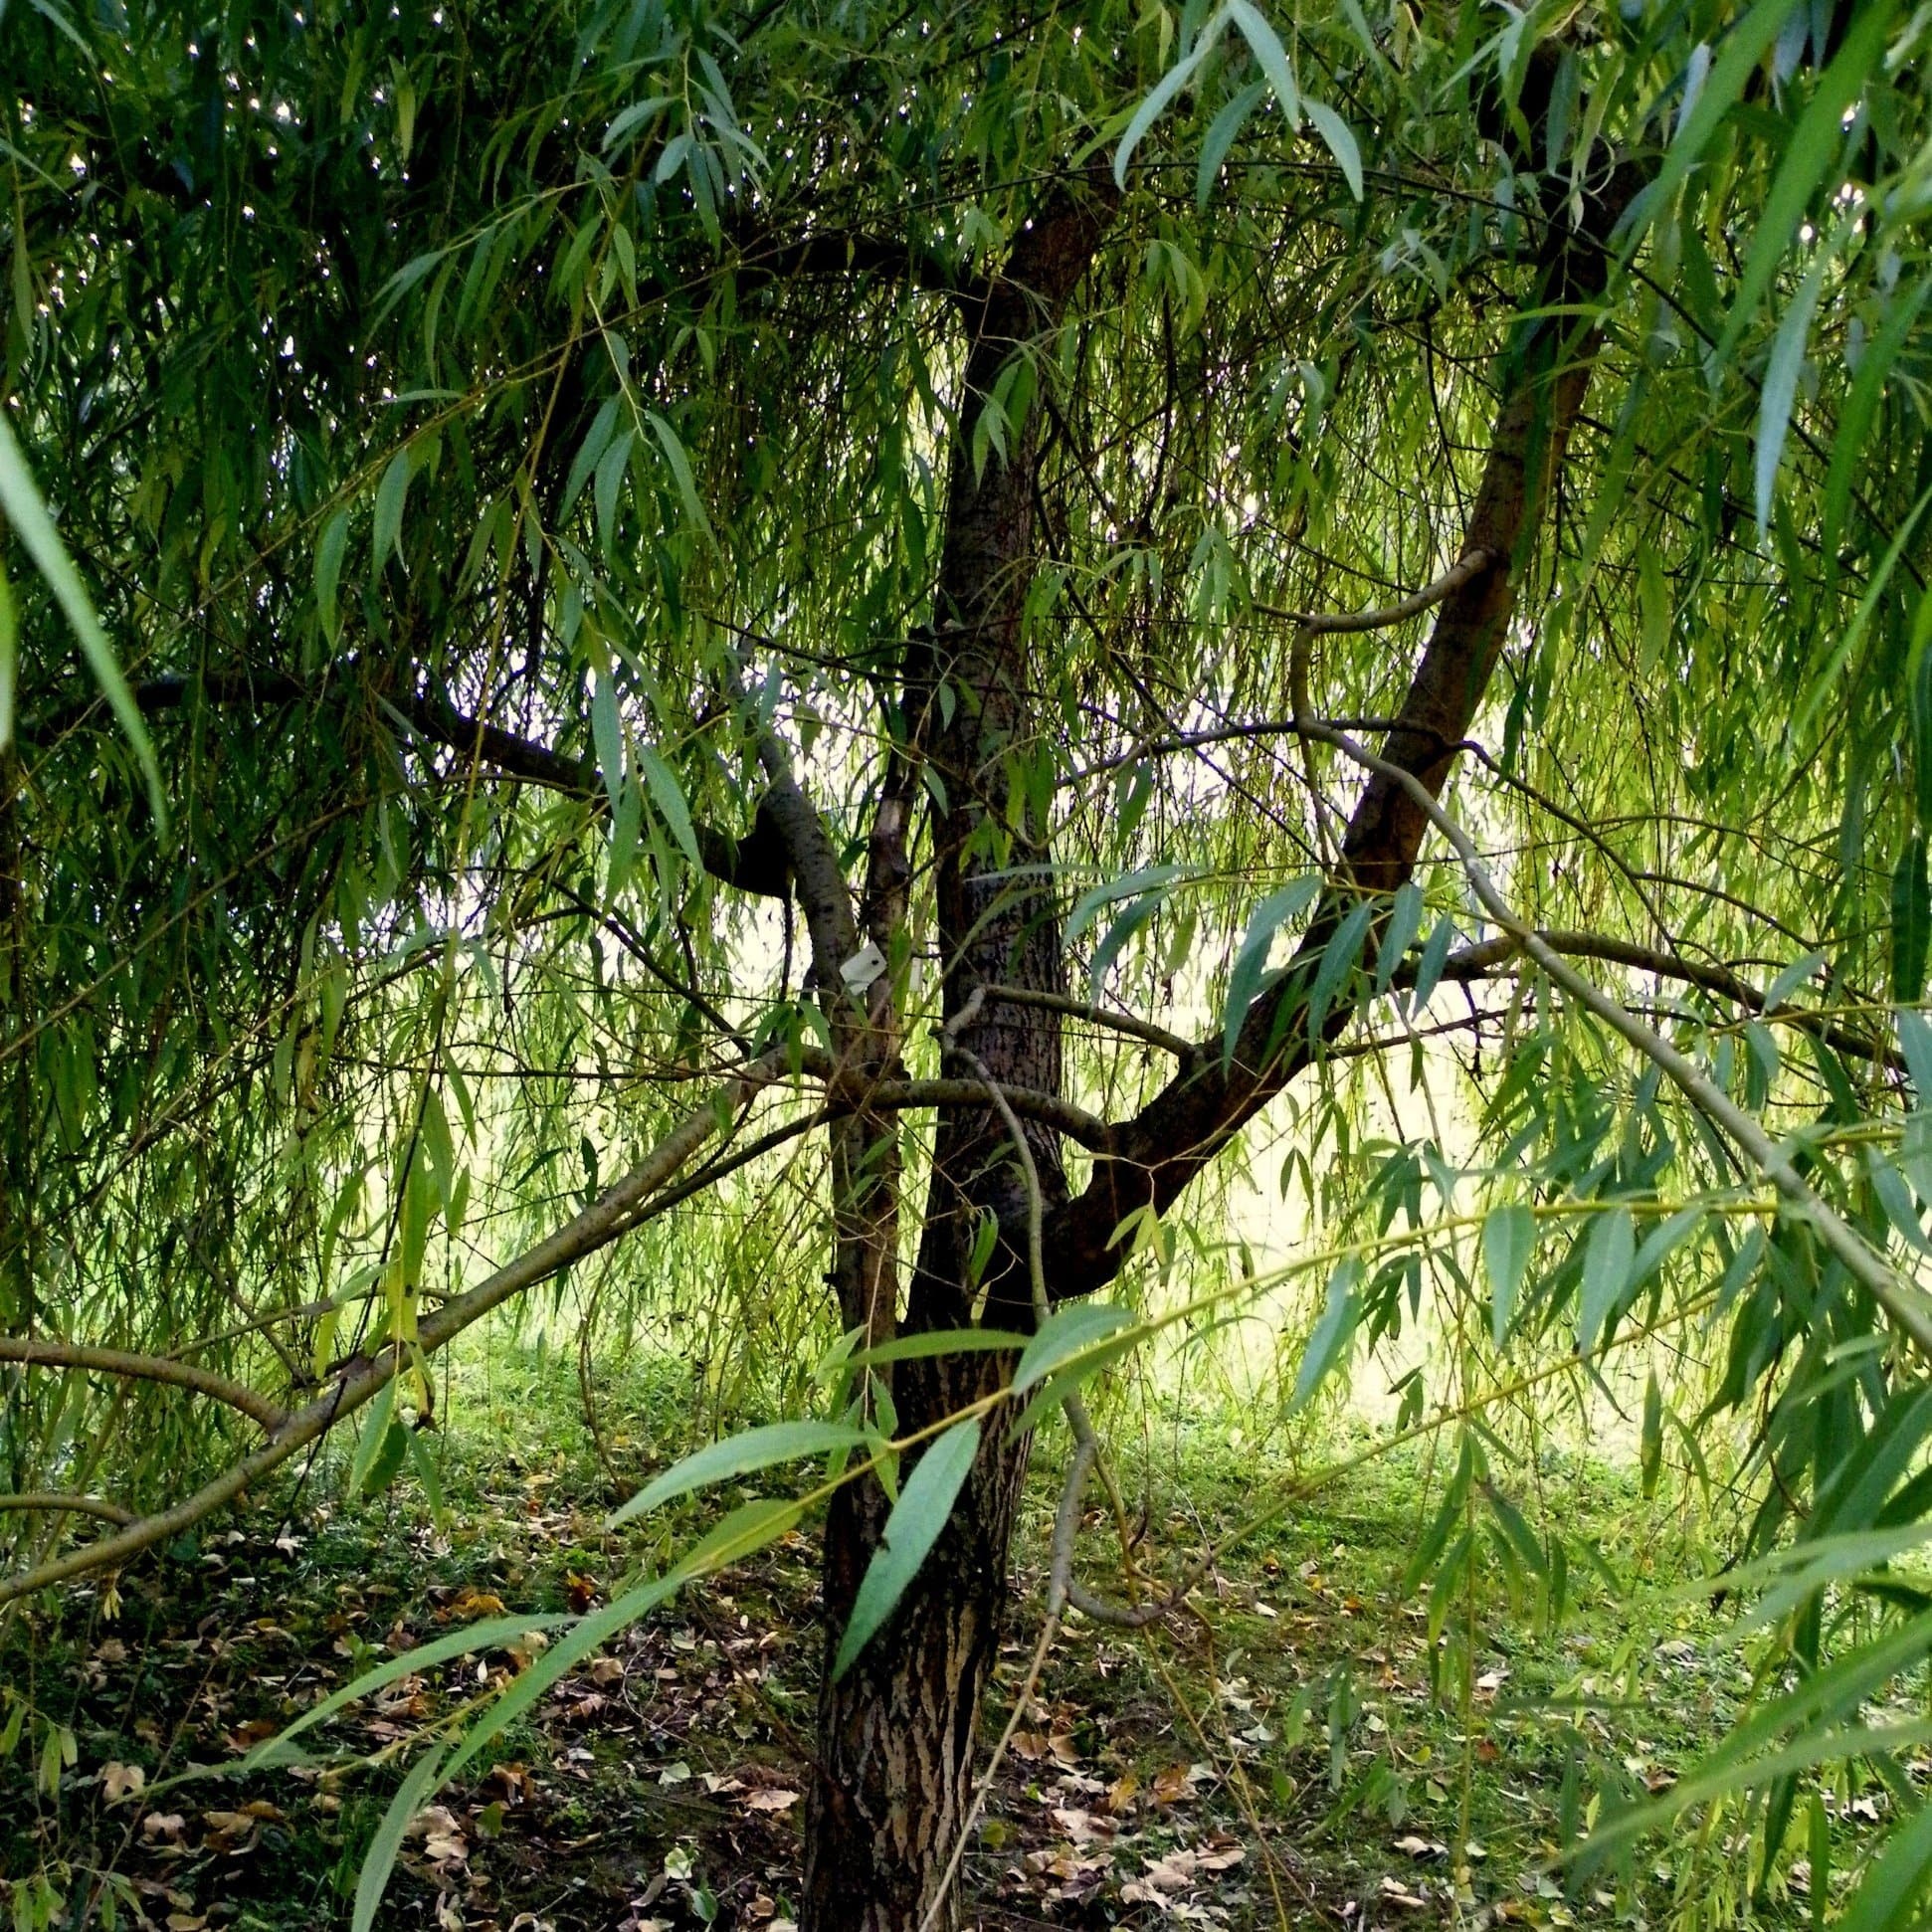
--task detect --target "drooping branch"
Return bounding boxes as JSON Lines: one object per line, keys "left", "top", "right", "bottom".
{"left": 0, "top": 1338, "right": 286, "bottom": 1434}
{"left": 0, "top": 1052, "right": 797, "bottom": 1605}
{"left": 0, "top": 1493, "right": 135, "bottom": 1527}
{"left": 22, "top": 671, "right": 795, "bottom": 898}
{"left": 1302, "top": 716, "right": 1932, "bottom": 1358}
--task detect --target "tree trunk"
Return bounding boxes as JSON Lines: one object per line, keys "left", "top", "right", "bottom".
{"left": 801, "top": 180, "right": 1113, "bottom": 1932}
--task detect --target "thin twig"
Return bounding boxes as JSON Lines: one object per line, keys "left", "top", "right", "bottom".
{"left": 1299, "top": 716, "right": 1932, "bottom": 1356}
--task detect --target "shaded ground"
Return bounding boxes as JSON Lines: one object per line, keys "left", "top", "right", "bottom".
{"left": 0, "top": 1346, "right": 1868, "bottom": 1929}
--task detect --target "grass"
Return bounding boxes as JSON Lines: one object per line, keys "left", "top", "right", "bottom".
{"left": 0, "top": 1333, "right": 1887, "bottom": 1930}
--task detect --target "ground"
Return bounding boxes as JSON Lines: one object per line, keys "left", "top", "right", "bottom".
{"left": 0, "top": 1341, "right": 1870, "bottom": 1929}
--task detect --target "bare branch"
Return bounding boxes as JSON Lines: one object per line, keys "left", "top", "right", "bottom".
{"left": 977, "top": 984, "right": 1195, "bottom": 1060}
{"left": 0, "top": 1338, "right": 285, "bottom": 1433}
{"left": 0, "top": 1493, "right": 135, "bottom": 1527}
{"left": 1256, "top": 547, "right": 1497, "bottom": 635}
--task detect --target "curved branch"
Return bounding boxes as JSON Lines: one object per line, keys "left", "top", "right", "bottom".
{"left": 1303, "top": 716, "right": 1932, "bottom": 1358}
{"left": 1425, "top": 930, "right": 1893, "bottom": 1068}
{"left": 0, "top": 1492, "right": 135, "bottom": 1527}
{"left": 23, "top": 672, "right": 794, "bottom": 898}
{"left": 0, "top": 1338, "right": 285, "bottom": 1433}
{"left": 1256, "top": 546, "right": 1497, "bottom": 635}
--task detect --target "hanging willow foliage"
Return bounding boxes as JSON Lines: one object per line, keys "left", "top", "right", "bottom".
{"left": 7, "top": 0, "right": 1932, "bottom": 1923}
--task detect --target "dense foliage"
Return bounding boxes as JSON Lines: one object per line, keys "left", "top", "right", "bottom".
{"left": 9, "top": 0, "right": 1932, "bottom": 1924}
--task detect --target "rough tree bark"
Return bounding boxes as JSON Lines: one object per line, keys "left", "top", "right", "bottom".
{"left": 802, "top": 180, "right": 1114, "bottom": 1932}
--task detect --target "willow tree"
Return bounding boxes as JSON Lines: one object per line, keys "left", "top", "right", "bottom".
{"left": 9, "top": 0, "right": 1932, "bottom": 1925}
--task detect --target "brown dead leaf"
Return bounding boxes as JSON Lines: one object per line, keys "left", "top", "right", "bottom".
{"left": 1150, "top": 1763, "right": 1194, "bottom": 1805}
{"left": 141, "top": 1812, "right": 187, "bottom": 1841}
{"left": 442, "top": 1588, "right": 507, "bottom": 1623}
{"left": 224, "top": 1718, "right": 278, "bottom": 1754}
{"left": 102, "top": 1761, "right": 146, "bottom": 1803}
{"left": 742, "top": 1788, "right": 800, "bottom": 1813}
{"left": 1011, "top": 1730, "right": 1050, "bottom": 1762}
{"left": 588, "top": 1654, "right": 626, "bottom": 1686}
{"left": 565, "top": 1572, "right": 599, "bottom": 1613}
{"left": 1104, "top": 1773, "right": 1139, "bottom": 1815}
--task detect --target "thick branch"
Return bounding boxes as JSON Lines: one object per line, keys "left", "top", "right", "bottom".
{"left": 1040, "top": 163, "right": 1643, "bottom": 1298}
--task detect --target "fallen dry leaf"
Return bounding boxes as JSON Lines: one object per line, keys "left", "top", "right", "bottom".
{"left": 442, "top": 1588, "right": 507, "bottom": 1623}
{"left": 101, "top": 1761, "right": 145, "bottom": 1803}
{"left": 742, "top": 1788, "right": 800, "bottom": 1813}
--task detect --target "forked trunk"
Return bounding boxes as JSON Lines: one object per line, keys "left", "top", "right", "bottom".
{"left": 799, "top": 181, "right": 1114, "bottom": 1931}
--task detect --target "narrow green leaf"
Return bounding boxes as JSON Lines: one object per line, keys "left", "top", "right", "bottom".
{"left": 1291, "top": 1256, "right": 1361, "bottom": 1411}
{"left": 352, "top": 1744, "right": 448, "bottom": 1932}
{"left": 1640, "top": 1372, "right": 1663, "bottom": 1499}
{"left": 1755, "top": 239, "right": 1832, "bottom": 534}
{"left": 667, "top": 1496, "right": 808, "bottom": 1580}
{"left": 1065, "top": 863, "right": 1183, "bottom": 946}
{"left": 1222, "top": 875, "right": 1321, "bottom": 1068}
{"left": 644, "top": 409, "right": 712, "bottom": 543}
{"left": 589, "top": 658, "right": 626, "bottom": 818}
{"left": 1374, "top": 881, "right": 1425, "bottom": 996}
{"left": 607, "top": 1421, "right": 869, "bottom": 1527}
{"left": 1410, "top": 915, "right": 1455, "bottom": 1011}
{"left": 1014, "top": 1302, "right": 1134, "bottom": 1395}
{"left": 315, "top": 508, "right": 349, "bottom": 647}
{"left": 1483, "top": 1205, "right": 1535, "bottom": 1350}
{"left": 637, "top": 744, "right": 700, "bottom": 867}
{"left": 1577, "top": 1206, "right": 1636, "bottom": 1358}
{"left": 1301, "top": 96, "right": 1364, "bottom": 199}
{"left": 834, "top": 1418, "right": 981, "bottom": 1678}
{"left": 347, "top": 1378, "right": 398, "bottom": 1496}
{"left": 1197, "top": 80, "right": 1267, "bottom": 209}
{"left": 1226, "top": 2, "right": 1298, "bottom": 126}
{"left": 1114, "top": 37, "right": 1215, "bottom": 189}
{"left": 239, "top": 1613, "right": 575, "bottom": 1770}
{"left": 1307, "top": 896, "right": 1373, "bottom": 1040}
{"left": 0, "top": 414, "right": 164, "bottom": 821}
{"left": 372, "top": 448, "right": 412, "bottom": 571}
{"left": 847, "top": 1328, "right": 1030, "bottom": 1370}
{"left": 1762, "top": 949, "right": 1825, "bottom": 1012}
{"left": 1892, "top": 836, "right": 1930, "bottom": 1004}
